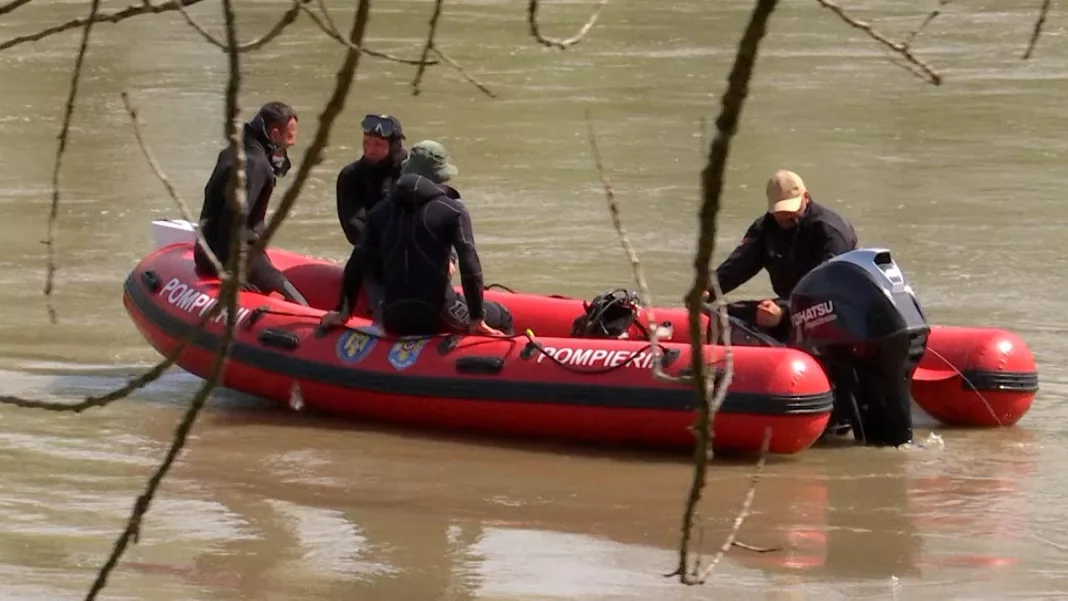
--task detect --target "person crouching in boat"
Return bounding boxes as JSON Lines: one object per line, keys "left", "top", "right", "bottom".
{"left": 708, "top": 169, "right": 857, "bottom": 342}
{"left": 194, "top": 101, "right": 310, "bottom": 306}
{"left": 335, "top": 113, "right": 408, "bottom": 322}
{"left": 319, "top": 140, "right": 515, "bottom": 338}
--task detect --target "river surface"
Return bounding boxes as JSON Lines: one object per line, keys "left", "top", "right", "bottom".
{"left": 1, "top": 0, "right": 1067, "bottom": 599}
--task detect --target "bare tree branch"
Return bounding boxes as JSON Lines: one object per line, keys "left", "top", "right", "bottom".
{"left": 584, "top": 111, "right": 680, "bottom": 383}
{"left": 0, "top": 296, "right": 226, "bottom": 413}
{"left": 431, "top": 46, "right": 497, "bottom": 98}
{"left": 42, "top": 0, "right": 105, "bottom": 325}
{"left": 0, "top": 0, "right": 32, "bottom": 17}
{"left": 0, "top": 0, "right": 211, "bottom": 52}
{"left": 813, "top": 0, "right": 943, "bottom": 85}
{"left": 171, "top": 0, "right": 305, "bottom": 53}
{"left": 84, "top": 0, "right": 249, "bottom": 595}
{"left": 527, "top": 0, "right": 609, "bottom": 49}
{"left": 1023, "top": 0, "right": 1053, "bottom": 59}
{"left": 298, "top": 0, "right": 435, "bottom": 65}
{"left": 120, "top": 91, "right": 224, "bottom": 275}
{"left": 669, "top": 0, "right": 779, "bottom": 584}
{"left": 693, "top": 427, "right": 771, "bottom": 582}
{"left": 412, "top": 0, "right": 446, "bottom": 95}
{"left": 904, "top": 0, "right": 953, "bottom": 49}
{"left": 246, "top": 0, "right": 373, "bottom": 270}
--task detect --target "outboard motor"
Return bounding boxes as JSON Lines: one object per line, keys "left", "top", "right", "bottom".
{"left": 788, "top": 249, "right": 930, "bottom": 447}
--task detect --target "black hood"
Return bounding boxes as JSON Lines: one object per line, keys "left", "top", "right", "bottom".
{"left": 243, "top": 114, "right": 277, "bottom": 155}
{"left": 392, "top": 173, "right": 449, "bottom": 207}
{"left": 244, "top": 114, "right": 291, "bottom": 176}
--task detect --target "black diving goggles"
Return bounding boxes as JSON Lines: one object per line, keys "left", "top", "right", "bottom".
{"left": 362, "top": 114, "right": 401, "bottom": 139}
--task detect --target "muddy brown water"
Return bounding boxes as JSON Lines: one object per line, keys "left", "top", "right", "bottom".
{"left": 1, "top": 0, "right": 1067, "bottom": 599}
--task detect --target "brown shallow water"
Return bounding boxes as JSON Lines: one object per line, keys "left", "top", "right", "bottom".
{"left": 1, "top": 0, "right": 1068, "bottom": 599}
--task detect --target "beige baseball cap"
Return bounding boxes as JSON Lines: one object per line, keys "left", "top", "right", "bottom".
{"left": 766, "top": 170, "right": 807, "bottom": 213}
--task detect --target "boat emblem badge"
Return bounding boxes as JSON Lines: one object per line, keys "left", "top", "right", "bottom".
{"left": 387, "top": 336, "right": 432, "bottom": 371}
{"left": 337, "top": 328, "right": 377, "bottom": 364}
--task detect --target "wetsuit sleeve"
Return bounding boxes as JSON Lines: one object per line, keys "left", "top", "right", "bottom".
{"left": 243, "top": 160, "right": 271, "bottom": 244}
{"left": 452, "top": 206, "right": 485, "bottom": 323}
{"left": 336, "top": 166, "right": 366, "bottom": 246}
{"left": 335, "top": 219, "right": 381, "bottom": 317}
{"left": 712, "top": 221, "right": 765, "bottom": 296}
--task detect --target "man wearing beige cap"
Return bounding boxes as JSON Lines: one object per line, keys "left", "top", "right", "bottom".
{"left": 709, "top": 169, "right": 857, "bottom": 341}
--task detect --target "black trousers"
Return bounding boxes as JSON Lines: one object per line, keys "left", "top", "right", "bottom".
{"left": 194, "top": 244, "right": 309, "bottom": 306}
{"left": 383, "top": 287, "right": 515, "bottom": 337}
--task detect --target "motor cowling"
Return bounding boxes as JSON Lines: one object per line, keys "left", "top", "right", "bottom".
{"left": 788, "top": 249, "right": 930, "bottom": 447}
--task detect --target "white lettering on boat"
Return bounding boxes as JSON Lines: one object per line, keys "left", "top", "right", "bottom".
{"left": 791, "top": 300, "right": 837, "bottom": 329}
{"left": 159, "top": 276, "right": 251, "bottom": 325}
{"left": 534, "top": 346, "right": 658, "bottom": 369}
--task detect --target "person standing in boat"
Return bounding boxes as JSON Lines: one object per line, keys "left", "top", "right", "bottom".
{"left": 194, "top": 101, "right": 310, "bottom": 306}
{"left": 320, "top": 140, "right": 514, "bottom": 337}
{"left": 709, "top": 169, "right": 857, "bottom": 341}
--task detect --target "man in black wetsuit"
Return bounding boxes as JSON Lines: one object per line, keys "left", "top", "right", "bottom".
{"left": 335, "top": 114, "right": 407, "bottom": 246}
{"left": 319, "top": 140, "right": 514, "bottom": 337}
{"left": 195, "top": 101, "right": 309, "bottom": 305}
{"left": 710, "top": 169, "right": 857, "bottom": 341}
{"left": 334, "top": 114, "right": 407, "bottom": 321}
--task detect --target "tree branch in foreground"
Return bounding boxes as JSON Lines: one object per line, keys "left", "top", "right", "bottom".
{"left": 0, "top": 0, "right": 32, "bottom": 17}
{"left": 904, "top": 0, "right": 953, "bottom": 49}
{"left": 431, "top": 46, "right": 497, "bottom": 98}
{"left": 120, "top": 90, "right": 224, "bottom": 275}
{"left": 43, "top": 0, "right": 104, "bottom": 325}
{"left": 301, "top": 0, "right": 436, "bottom": 65}
{"left": 411, "top": 0, "right": 446, "bottom": 95}
{"left": 1023, "top": 0, "right": 1053, "bottom": 59}
{"left": 0, "top": 295, "right": 225, "bottom": 414}
{"left": 692, "top": 427, "right": 772, "bottom": 583}
{"left": 670, "top": 0, "right": 780, "bottom": 585}
{"left": 247, "top": 0, "right": 375, "bottom": 260}
{"left": 527, "top": 0, "right": 610, "bottom": 50}
{"left": 584, "top": 111, "right": 680, "bottom": 384}
{"left": 170, "top": 0, "right": 306, "bottom": 53}
{"left": 812, "top": 0, "right": 943, "bottom": 85}
{"left": 0, "top": 0, "right": 210, "bottom": 52}
{"left": 84, "top": 0, "right": 249, "bottom": 595}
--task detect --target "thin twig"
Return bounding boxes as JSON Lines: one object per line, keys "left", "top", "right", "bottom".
{"left": 84, "top": 0, "right": 248, "bottom": 595}
{"left": 695, "top": 427, "right": 771, "bottom": 582}
{"left": 669, "top": 0, "right": 780, "bottom": 585}
{"left": 171, "top": 0, "right": 305, "bottom": 53}
{"left": 0, "top": 296, "right": 227, "bottom": 413}
{"left": 1022, "top": 0, "right": 1053, "bottom": 59}
{"left": 298, "top": 0, "right": 435, "bottom": 65}
{"left": 813, "top": 0, "right": 942, "bottom": 85}
{"left": 903, "top": 0, "right": 952, "bottom": 49}
{"left": 0, "top": 0, "right": 32, "bottom": 17}
{"left": 0, "top": 0, "right": 211, "bottom": 52}
{"left": 43, "top": 0, "right": 104, "bottom": 325}
{"left": 247, "top": 0, "right": 373, "bottom": 262}
{"left": 412, "top": 0, "right": 446, "bottom": 95}
{"left": 584, "top": 111, "right": 679, "bottom": 383}
{"left": 431, "top": 46, "right": 497, "bottom": 98}
{"left": 527, "top": 0, "right": 610, "bottom": 49}
{"left": 731, "top": 541, "right": 779, "bottom": 553}
{"left": 120, "top": 91, "right": 224, "bottom": 275}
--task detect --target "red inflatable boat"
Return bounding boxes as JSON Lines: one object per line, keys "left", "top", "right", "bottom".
{"left": 123, "top": 241, "right": 836, "bottom": 455}
{"left": 125, "top": 220, "right": 1038, "bottom": 454}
